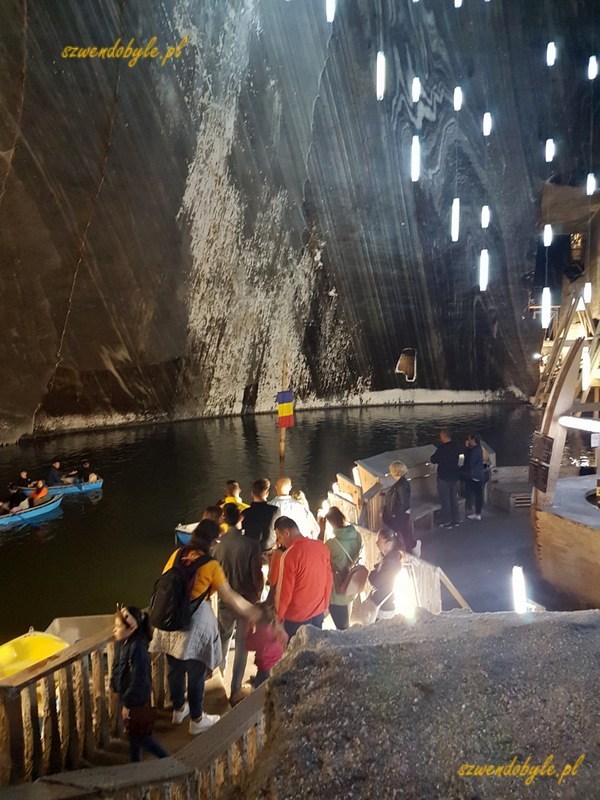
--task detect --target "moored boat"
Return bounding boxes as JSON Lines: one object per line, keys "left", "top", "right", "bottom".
{"left": 22, "top": 479, "right": 103, "bottom": 497}
{"left": 175, "top": 521, "right": 198, "bottom": 546}
{"left": 0, "top": 495, "right": 63, "bottom": 528}
{"left": 0, "top": 630, "right": 69, "bottom": 679}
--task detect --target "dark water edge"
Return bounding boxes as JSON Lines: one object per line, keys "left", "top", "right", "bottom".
{"left": 0, "top": 403, "right": 548, "bottom": 642}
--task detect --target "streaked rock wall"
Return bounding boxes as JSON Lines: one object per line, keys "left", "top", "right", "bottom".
{"left": 0, "top": 0, "right": 596, "bottom": 441}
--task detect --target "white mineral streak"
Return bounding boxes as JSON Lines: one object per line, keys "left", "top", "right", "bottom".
{"left": 174, "top": 0, "right": 334, "bottom": 416}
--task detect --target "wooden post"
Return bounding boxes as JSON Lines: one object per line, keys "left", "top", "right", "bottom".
{"left": 278, "top": 358, "right": 288, "bottom": 465}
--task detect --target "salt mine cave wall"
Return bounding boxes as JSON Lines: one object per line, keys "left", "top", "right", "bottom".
{"left": 0, "top": 0, "right": 597, "bottom": 442}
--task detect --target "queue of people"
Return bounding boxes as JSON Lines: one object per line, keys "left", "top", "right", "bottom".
{"left": 109, "top": 472, "right": 412, "bottom": 762}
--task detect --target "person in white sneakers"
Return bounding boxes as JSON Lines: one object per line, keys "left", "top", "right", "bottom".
{"left": 270, "top": 477, "right": 320, "bottom": 538}
{"left": 150, "top": 520, "right": 261, "bottom": 735}
{"left": 463, "top": 433, "right": 484, "bottom": 521}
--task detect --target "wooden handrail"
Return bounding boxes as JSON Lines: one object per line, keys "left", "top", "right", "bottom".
{"left": 438, "top": 568, "right": 472, "bottom": 610}
{"left": 0, "top": 627, "right": 113, "bottom": 691}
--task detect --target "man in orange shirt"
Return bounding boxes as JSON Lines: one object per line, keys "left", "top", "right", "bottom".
{"left": 274, "top": 517, "right": 333, "bottom": 639}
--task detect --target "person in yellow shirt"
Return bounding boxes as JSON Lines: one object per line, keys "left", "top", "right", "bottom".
{"left": 150, "top": 520, "right": 259, "bottom": 735}
{"left": 219, "top": 480, "right": 250, "bottom": 512}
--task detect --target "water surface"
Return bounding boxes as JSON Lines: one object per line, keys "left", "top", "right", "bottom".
{"left": 0, "top": 404, "right": 544, "bottom": 640}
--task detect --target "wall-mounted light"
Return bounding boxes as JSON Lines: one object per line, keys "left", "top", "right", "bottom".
{"left": 512, "top": 567, "right": 528, "bottom": 614}
{"left": 589, "top": 56, "right": 598, "bottom": 80}
{"left": 543, "top": 224, "right": 553, "bottom": 247}
{"left": 584, "top": 282, "right": 592, "bottom": 304}
{"left": 541, "top": 287, "right": 551, "bottom": 328}
{"left": 483, "top": 112, "right": 492, "bottom": 136}
{"left": 451, "top": 198, "right": 460, "bottom": 242}
{"left": 325, "top": 0, "right": 336, "bottom": 22}
{"left": 559, "top": 415, "right": 600, "bottom": 434}
{"left": 545, "top": 138, "right": 555, "bottom": 163}
{"left": 454, "top": 0, "right": 463, "bottom": 7}
{"left": 547, "top": 42, "right": 557, "bottom": 66}
{"left": 481, "top": 205, "right": 490, "bottom": 229}
{"left": 479, "top": 249, "right": 489, "bottom": 291}
{"left": 453, "top": 86, "right": 463, "bottom": 111}
{"left": 412, "top": 77, "right": 421, "bottom": 103}
{"left": 582, "top": 346, "right": 591, "bottom": 391}
{"left": 376, "top": 52, "right": 386, "bottom": 100}
{"left": 411, "top": 136, "right": 420, "bottom": 182}
{"left": 587, "top": 173, "right": 596, "bottom": 196}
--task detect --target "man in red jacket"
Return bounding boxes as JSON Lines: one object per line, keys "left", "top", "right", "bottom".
{"left": 273, "top": 516, "right": 333, "bottom": 639}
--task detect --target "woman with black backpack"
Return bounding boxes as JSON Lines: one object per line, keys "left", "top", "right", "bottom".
{"left": 149, "top": 520, "right": 261, "bottom": 735}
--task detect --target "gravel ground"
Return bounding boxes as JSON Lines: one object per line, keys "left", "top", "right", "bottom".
{"left": 240, "top": 609, "right": 600, "bottom": 799}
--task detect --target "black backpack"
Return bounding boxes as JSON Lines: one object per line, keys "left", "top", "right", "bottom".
{"left": 149, "top": 549, "right": 213, "bottom": 632}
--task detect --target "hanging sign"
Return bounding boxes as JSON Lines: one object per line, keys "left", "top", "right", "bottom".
{"left": 529, "top": 431, "right": 554, "bottom": 493}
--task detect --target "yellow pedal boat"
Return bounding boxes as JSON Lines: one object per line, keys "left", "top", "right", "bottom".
{"left": 0, "top": 630, "right": 69, "bottom": 679}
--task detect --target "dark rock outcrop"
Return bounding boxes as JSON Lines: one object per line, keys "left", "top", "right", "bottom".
{"left": 0, "top": 0, "right": 597, "bottom": 441}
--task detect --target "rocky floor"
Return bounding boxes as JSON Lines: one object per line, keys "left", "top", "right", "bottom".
{"left": 241, "top": 610, "right": 600, "bottom": 799}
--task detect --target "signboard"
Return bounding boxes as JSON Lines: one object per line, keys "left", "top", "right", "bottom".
{"left": 529, "top": 431, "right": 554, "bottom": 493}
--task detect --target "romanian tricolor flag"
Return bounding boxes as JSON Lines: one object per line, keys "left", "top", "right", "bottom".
{"left": 277, "top": 390, "right": 295, "bottom": 428}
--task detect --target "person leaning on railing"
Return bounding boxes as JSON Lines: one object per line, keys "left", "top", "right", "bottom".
{"left": 149, "top": 520, "right": 261, "bottom": 735}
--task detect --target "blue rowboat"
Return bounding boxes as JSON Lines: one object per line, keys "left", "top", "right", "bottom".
{"left": 23, "top": 480, "right": 103, "bottom": 497}
{"left": 0, "top": 495, "right": 63, "bottom": 529}
{"left": 175, "top": 522, "right": 198, "bottom": 546}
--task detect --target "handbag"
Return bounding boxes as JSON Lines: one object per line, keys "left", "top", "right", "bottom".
{"left": 334, "top": 540, "right": 369, "bottom": 597}
{"left": 127, "top": 704, "right": 157, "bottom": 737}
{"left": 350, "top": 589, "right": 394, "bottom": 626}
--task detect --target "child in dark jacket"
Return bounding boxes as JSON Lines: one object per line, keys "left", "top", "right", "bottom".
{"left": 245, "top": 602, "right": 288, "bottom": 685}
{"left": 111, "top": 606, "right": 168, "bottom": 762}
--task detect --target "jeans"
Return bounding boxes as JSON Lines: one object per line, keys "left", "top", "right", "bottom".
{"left": 283, "top": 612, "right": 325, "bottom": 640}
{"left": 218, "top": 603, "right": 248, "bottom": 695}
{"left": 166, "top": 654, "right": 206, "bottom": 720}
{"left": 329, "top": 603, "right": 350, "bottom": 630}
{"left": 129, "top": 734, "right": 168, "bottom": 762}
{"left": 437, "top": 478, "right": 459, "bottom": 524}
{"left": 465, "top": 479, "right": 483, "bottom": 514}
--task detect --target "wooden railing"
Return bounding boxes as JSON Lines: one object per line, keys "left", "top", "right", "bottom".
{"left": 0, "top": 683, "right": 268, "bottom": 800}
{"left": 0, "top": 626, "right": 118, "bottom": 784}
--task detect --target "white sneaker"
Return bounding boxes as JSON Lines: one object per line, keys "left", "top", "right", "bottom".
{"left": 467, "top": 514, "right": 481, "bottom": 521}
{"left": 189, "top": 713, "right": 220, "bottom": 734}
{"left": 412, "top": 540, "right": 422, "bottom": 558}
{"left": 172, "top": 701, "right": 189, "bottom": 724}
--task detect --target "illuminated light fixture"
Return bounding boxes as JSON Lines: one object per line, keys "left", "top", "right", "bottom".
{"left": 376, "top": 51, "right": 386, "bottom": 100}
{"left": 512, "top": 566, "right": 527, "bottom": 614}
{"left": 483, "top": 112, "right": 492, "bottom": 136}
{"left": 394, "top": 566, "right": 417, "bottom": 619}
{"left": 411, "top": 135, "right": 420, "bottom": 182}
{"left": 481, "top": 205, "right": 490, "bottom": 228}
{"left": 532, "top": 352, "right": 542, "bottom": 360}
{"left": 589, "top": 56, "right": 598, "bottom": 80}
{"left": 543, "top": 224, "right": 553, "bottom": 247}
{"left": 454, "top": 0, "right": 462, "bottom": 7}
{"left": 546, "top": 42, "right": 557, "bottom": 66}
{"left": 412, "top": 77, "right": 421, "bottom": 103}
{"left": 582, "top": 346, "right": 591, "bottom": 391}
{"left": 541, "top": 287, "right": 551, "bottom": 328}
{"left": 453, "top": 86, "right": 463, "bottom": 110}
{"left": 587, "top": 173, "right": 596, "bottom": 196}
{"left": 451, "top": 198, "right": 460, "bottom": 242}
{"left": 577, "top": 297, "right": 586, "bottom": 311}
{"left": 559, "top": 415, "right": 600, "bottom": 433}
{"left": 545, "top": 138, "right": 555, "bottom": 162}
{"left": 325, "top": 0, "right": 336, "bottom": 22}
{"left": 352, "top": 466, "right": 361, "bottom": 486}
{"left": 584, "top": 282, "right": 592, "bottom": 303}
{"left": 479, "top": 249, "right": 489, "bottom": 291}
